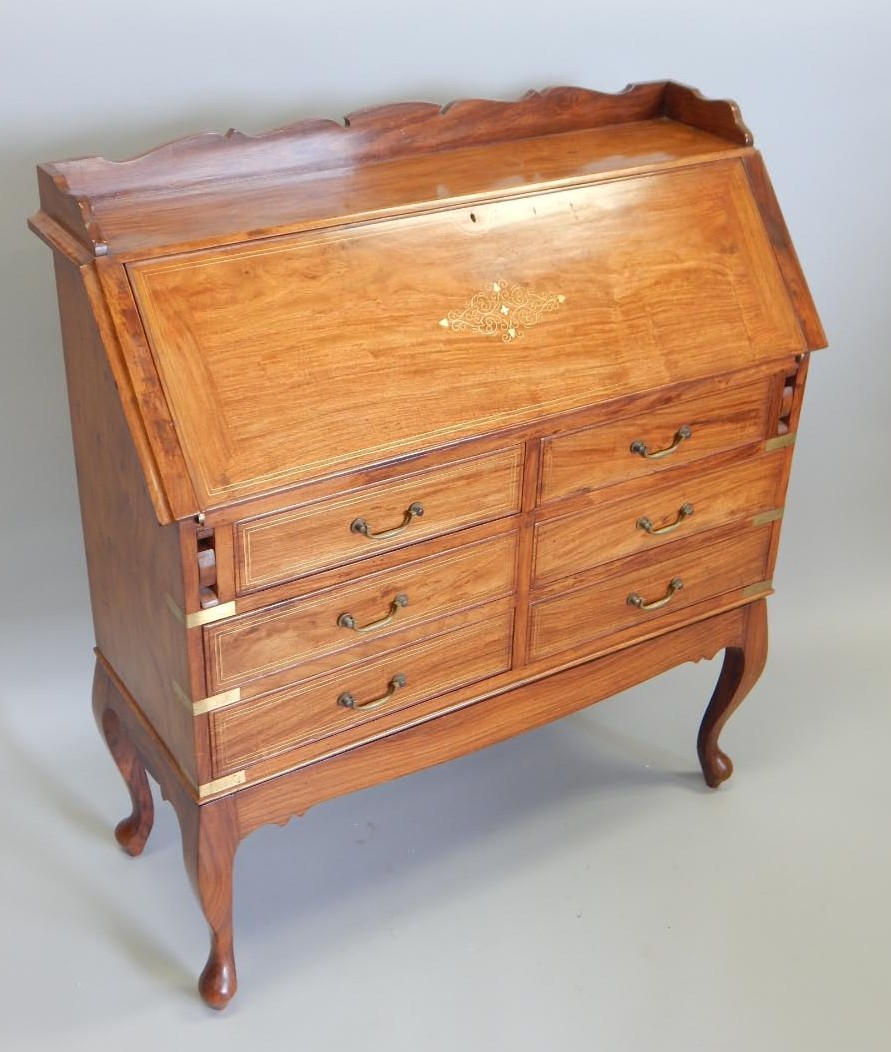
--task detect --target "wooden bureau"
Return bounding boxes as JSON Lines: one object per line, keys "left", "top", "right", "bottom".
{"left": 29, "top": 83, "right": 826, "bottom": 1008}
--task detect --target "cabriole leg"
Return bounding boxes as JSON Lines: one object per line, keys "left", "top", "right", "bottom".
{"left": 180, "top": 796, "right": 240, "bottom": 1010}
{"left": 91, "top": 659, "right": 155, "bottom": 856}
{"left": 697, "top": 599, "right": 769, "bottom": 788}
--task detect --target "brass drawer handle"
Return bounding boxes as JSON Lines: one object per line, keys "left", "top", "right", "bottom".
{"left": 637, "top": 502, "right": 694, "bottom": 536}
{"left": 351, "top": 502, "right": 424, "bottom": 539}
{"left": 627, "top": 577, "right": 684, "bottom": 611}
{"left": 337, "top": 673, "right": 407, "bottom": 711}
{"left": 338, "top": 593, "right": 409, "bottom": 632}
{"left": 630, "top": 425, "right": 692, "bottom": 460}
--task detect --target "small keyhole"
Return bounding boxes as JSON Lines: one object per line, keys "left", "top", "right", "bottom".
{"left": 470, "top": 213, "right": 477, "bottom": 223}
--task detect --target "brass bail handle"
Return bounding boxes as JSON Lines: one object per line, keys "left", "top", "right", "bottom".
{"left": 338, "top": 673, "right": 407, "bottom": 711}
{"left": 630, "top": 425, "right": 692, "bottom": 460}
{"left": 338, "top": 594, "right": 409, "bottom": 632}
{"left": 351, "top": 502, "right": 424, "bottom": 540}
{"left": 627, "top": 577, "right": 684, "bottom": 611}
{"left": 637, "top": 502, "right": 694, "bottom": 536}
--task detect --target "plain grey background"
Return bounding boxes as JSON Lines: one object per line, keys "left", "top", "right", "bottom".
{"left": 1, "top": 1, "right": 889, "bottom": 1048}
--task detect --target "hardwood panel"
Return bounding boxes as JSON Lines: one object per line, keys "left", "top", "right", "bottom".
{"left": 51, "top": 255, "right": 198, "bottom": 784}
{"left": 128, "top": 160, "right": 804, "bottom": 508}
{"left": 742, "top": 152, "right": 826, "bottom": 351}
{"left": 236, "top": 447, "right": 523, "bottom": 591}
{"left": 35, "top": 82, "right": 753, "bottom": 258}
{"left": 206, "top": 531, "right": 517, "bottom": 694}
{"left": 234, "top": 605, "right": 749, "bottom": 833}
{"left": 533, "top": 449, "right": 785, "bottom": 586}
{"left": 528, "top": 525, "right": 771, "bottom": 663}
{"left": 195, "top": 360, "right": 794, "bottom": 531}
{"left": 210, "top": 609, "right": 514, "bottom": 776}
{"left": 539, "top": 375, "right": 773, "bottom": 502}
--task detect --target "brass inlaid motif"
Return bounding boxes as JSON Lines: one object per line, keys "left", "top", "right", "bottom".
{"left": 439, "top": 280, "right": 566, "bottom": 341}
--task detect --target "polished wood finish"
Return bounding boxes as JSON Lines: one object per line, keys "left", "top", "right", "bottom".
{"left": 698, "top": 599, "right": 769, "bottom": 786}
{"left": 52, "top": 255, "right": 200, "bottom": 783}
{"left": 127, "top": 161, "right": 802, "bottom": 510}
{"left": 93, "top": 661, "right": 155, "bottom": 856}
{"left": 231, "top": 604, "right": 755, "bottom": 833}
{"left": 207, "top": 530, "right": 517, "bottom": 695}
{"left": 31, "top": 85, "right": 825, "bottom": 1008}
{"left": 33, "top": 83, "right": 754, "bottom": 260}
{"left": 742, "top": 153, "right": 826, "bottom": 351}
{"left": 210, "top": 606, "right": 514, "bottom": 776}
{"left": 539, "top": 375, "right": 773, "bottom": 502}
{"left": 528, "top": 523, "right": 771, "bottom": 663}
{"left": 532, "top": 449, "right": 785, "bottom": 585}
{"left": 235, "top": 448, "right": 522, "bottom": 590}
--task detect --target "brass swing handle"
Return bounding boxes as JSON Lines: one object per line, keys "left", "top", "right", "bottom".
{"left": 630, "top": 425, "right": 692, "bottom": 460}
{"left": 351, "top": 502, "right": 424, "bottom": 539}
{"left": 337, "top": 673, "right": 407, "bottom": 711}
{"left": 338, "top": 593, "right": 409, "bottom": 632}
{"left": 627, "top": 577, "right": 684, "bottom": 612}
{"left": 637, "top": 502, "right": 694, "bottom": 536}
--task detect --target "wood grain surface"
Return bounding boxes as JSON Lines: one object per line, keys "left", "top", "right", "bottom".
{"left": 532, "top": 448, "right": 786, "bottom": 586}
{"left": 207, "top": 530, "right": 517, "bottom": 694}
{"left": 236, "top": 448, "right": 523, "bottom": 590}
{"left": 528, "top": 523, "right": 772, "bottom": 662}
{"left": 539, "top": 374, "right": 774, "bottom": 502}
{"left": 31, "top": 84, "right": 825, "bottom": 1008}
{"left": 128, "top": 161, "right": 804, "bottom": 509}
{"left": 210, "top": 607, "right": 514, "bottom": 775}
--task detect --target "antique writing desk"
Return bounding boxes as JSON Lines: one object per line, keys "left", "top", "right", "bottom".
{"left": 30, "top": 83, "right": 825, "bottom": 1007}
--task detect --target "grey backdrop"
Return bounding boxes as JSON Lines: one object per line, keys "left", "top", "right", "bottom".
{"left": 2, "top": 1, "right": 889, "bottom": 1049}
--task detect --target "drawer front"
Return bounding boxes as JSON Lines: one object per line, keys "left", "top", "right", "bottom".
{"left": 533, "top": 450, "right": 784, "bottom": 586}
{"left": 540, "top": 376, "right": 773, "bottom": 503}
{"left": 236, "top": 447, "right": 523, "bottom": 591}
{"left": 210, "top": 608, "right": 514, "bottom": 776}
{"left": 528, "top": 525, "right": 771, "bottom": 663}
{"left": 207, "top": 531, "right": 518, "bottom": 694}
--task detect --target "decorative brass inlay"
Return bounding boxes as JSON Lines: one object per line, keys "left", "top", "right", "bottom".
{"left": 198, "top": 770, "right": 247, "bottom": 798}
{"left": 765, "top": 432, "right": 796, "bottom": 452}
{"left": 173, "top": 679, "right": 243, "bottom": 716}
{"left": 439, "top": 280, "right": 566, "bottom": 341}
{"left": 165, "top": 593, "right": 237, "bottom": 628}
{"left": 742, "top": 579, "right": 774, "bottom": 598}
{"left": 752, "top": 507, "right": 784, "bottom": 527}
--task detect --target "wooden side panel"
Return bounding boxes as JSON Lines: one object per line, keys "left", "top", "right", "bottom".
{"left": 128, "top": 160, "right": 805, "bottom": 509}
{"left": 742, "top": 152, "right": 827, "bottom": 351}
{"left": 52, "top": 255, "right": 198, "bottom": 785}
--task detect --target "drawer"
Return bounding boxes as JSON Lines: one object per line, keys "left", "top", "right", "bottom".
{"left": 528, "top": 524, "right": 772, "bottom": 663}
{"left": 533, "top": 450, "right": 784, "bottom": 587}
{"left": 539, "top": 376, "right": 773, "bottom": 502}
{"left": 207, "top": 531, "right": 518, "bottom": 694}
{"left": 236, "top": 447, "right": 523, "bottom": 591}
{"left": 209, "top": 607, "right": 514, "bottom": 776}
